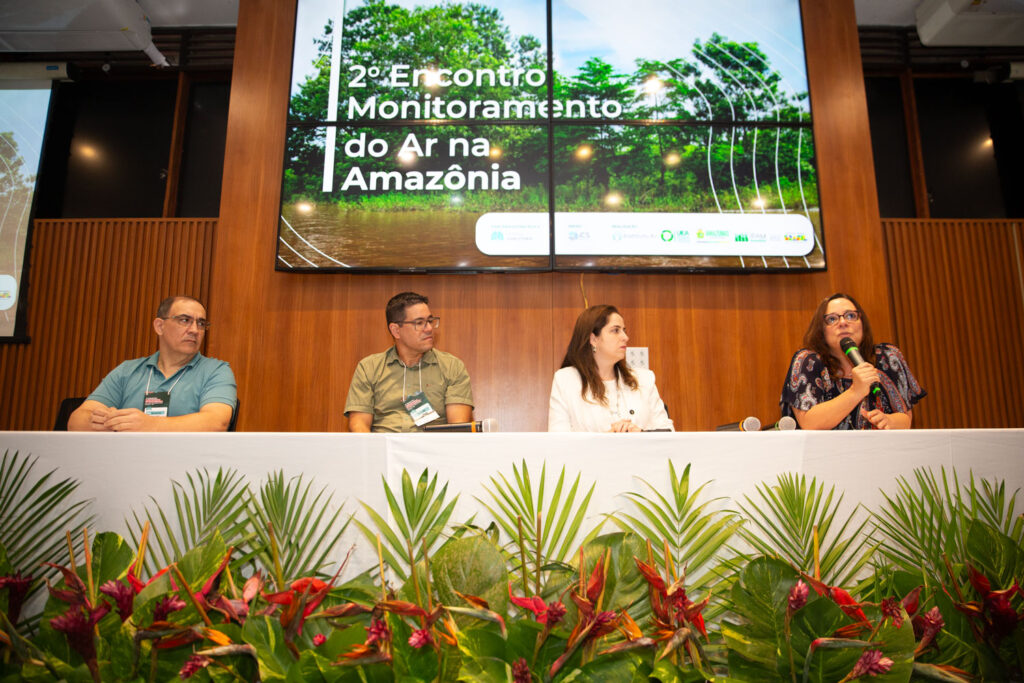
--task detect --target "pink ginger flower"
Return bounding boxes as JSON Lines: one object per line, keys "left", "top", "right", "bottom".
{"left": 178, "top": 654, "right": 213, "bottom": 679}
{"left": 880, "top": 597, "right": 903, "bottom": 628}
{"left": 788, "top": 579, "right": 809, "bottom": 613}
{"left": 512, "top": 657, "right": 531, "bottom": 683}
{"left": 366, "top": 617, "right": 391, "bottom": 645}
{"left": 313, "top": 633, "right": 326, "bottom": 646}
{"left": 0, "top": 572, "right": 32, "bottom": 625}
{"left": 153, "top": 594, "right": 187, "bottom": 622}
{"left": 849, "top": 649, "right": 894, "bottom": 678}
{"left": 408, "top": 628, "right": 433, "bottom": 649}
{"left": 99, "top": 579, "right": 135, "bottom": 622}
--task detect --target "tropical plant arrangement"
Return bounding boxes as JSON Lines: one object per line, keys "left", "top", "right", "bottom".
{"left": 0, "top": 449, "right": 1021, "bottom": 682}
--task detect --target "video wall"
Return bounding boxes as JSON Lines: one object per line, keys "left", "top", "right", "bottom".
{"left": 0, "top": 79, "right": 52, "bottom": 339}
{"left": 278, "top": 0, "right": 822, "bottom": 272}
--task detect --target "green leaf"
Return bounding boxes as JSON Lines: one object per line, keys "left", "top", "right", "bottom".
{"left": 433, "top": 533, "right": 509, "bottom": 617}
{"left": 457, "top": 627, "right": 510, "bottom": 681}
{"left": 88, "top": 532, "right": 135, "bottom": 585}
{"left": 242, "top": 615, "right": 295, "bottom": 680}
{"left": 722, "top": 556, "right": 799, "bottom": 681}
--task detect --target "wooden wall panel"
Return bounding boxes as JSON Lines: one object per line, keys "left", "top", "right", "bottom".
{"left": 0, "top": 219, "right": 215, "bottom": 430}
{"left": 205, "top": 0, "right": 893, "bottom": 432}
{"left": 883, "top": 219, "right": 1024, "bottom": 428}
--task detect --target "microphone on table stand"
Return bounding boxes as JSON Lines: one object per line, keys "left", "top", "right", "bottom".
{"left": 423, "top": 418, "right": 497, "bottom": 433}
{"left": 715, "top": 416, "right": 761, "bottom": 432}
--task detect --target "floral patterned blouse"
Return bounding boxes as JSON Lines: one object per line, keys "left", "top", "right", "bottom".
{"left": 780, "top": 343, "right": 926, "bottom": 430}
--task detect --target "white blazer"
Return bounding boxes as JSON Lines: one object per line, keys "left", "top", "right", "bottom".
{"left": 548, "top": 366, "right": 673, "bottom": 432}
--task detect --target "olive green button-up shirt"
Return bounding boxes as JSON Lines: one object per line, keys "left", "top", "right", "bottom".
{"left": 344, "top": 347, "right": 474, "bottom": 432}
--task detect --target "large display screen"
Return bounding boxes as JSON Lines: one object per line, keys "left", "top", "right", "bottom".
{"left": 0, "top": 79, "right": 52, "bottom": 339}
{"left": 279, "top": 0, "right": 822, "bottom": 272}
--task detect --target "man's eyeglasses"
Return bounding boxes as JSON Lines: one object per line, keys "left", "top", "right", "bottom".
{"left": 162, "top": 315, "right": 211, "bottom": 330}
{"left": 395, "top": 316, "right": 440, "bottom": 331}
{"left": 823, "top": 311, "right": 860, "bottom": 326}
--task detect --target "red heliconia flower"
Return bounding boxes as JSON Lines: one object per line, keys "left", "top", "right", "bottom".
{"left": 126, "top": 562, "right": 172, "bottom": 595}
{"left": 262, "top": 576, "right": 333, "bottom": 635}
{"left": 634, "top": 559, "right": 709, "bottom": 639}
{"left": 801, "top": 573, "right": 870, "bottom": 624}
{"left": 848, "top": 649, "right": 894, "bottom": 678}
{"left": 880, "top": 597, "right": 903, "bottom": 628}
{"left": 512, "top": 656, "right": 531, "bottom": 683}
{"left": 984, "top": 590, "right": 1021, "bottom": 642}
{"left": 901, "top": 586, "right": 922, "bottom": 616}
{"left": 178, "top": 654, "right": 213, "bottom": 679}
{"left": 967, "top": 565, "right": 991, "bottom": 597}
{"left": 408, "top": 628, "right": 433, "bottom": 649}
{"left": 50, "top": 602, "right": 112, "bottom": 675}
{"left": 507, "top": 583, "right": 566, "bottom": 625}
{"left": 313, "top": 633, "right": 326, "bottom": 646}
{"left": 788, "top": 580, "right": 809, "bottom": 614}
{"left": 366, "top": 617, "right": 391, "bottom": 646}
{"left": 99, "top": 579, "right": 135, "bottom": 622}
{"left": 153, "top": 594, "right": 187, "bottom": 622}
{"left": 0, "top": 572, "right": 33, "bottom": 625}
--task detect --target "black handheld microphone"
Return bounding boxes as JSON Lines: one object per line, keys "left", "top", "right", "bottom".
{"left": 839, "top": 337, "right": 881, "bottom": 396}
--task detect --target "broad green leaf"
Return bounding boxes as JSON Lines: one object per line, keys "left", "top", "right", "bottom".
{"left": 457, "top": 627, "right": 510, "bottom": 682}
{"left": 242, "top": 615, "right": 294, "bottom": 680}
{"left": 433, "top": 534, "right": 509, "bottom": 616}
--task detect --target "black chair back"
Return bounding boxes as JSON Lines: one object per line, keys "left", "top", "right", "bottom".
{"left": 53, "top": 397, "right": 86, "bottom": 431}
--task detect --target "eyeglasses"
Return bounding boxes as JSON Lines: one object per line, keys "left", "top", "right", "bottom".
{"left": 395, "top": 316, "right": 440, "bottom": 331}
{"left": 162, "top": 314, "right": 211, "bottom": 330}
{"left": 823, "top": 311, "right": 860, "bottom": 326}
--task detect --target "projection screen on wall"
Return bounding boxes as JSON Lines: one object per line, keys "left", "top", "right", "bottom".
{"left": 0, "top": 76, "right": 53, "bottom": 339}
{"left": 278, "top": 0, "right": 822, "bottom": 273}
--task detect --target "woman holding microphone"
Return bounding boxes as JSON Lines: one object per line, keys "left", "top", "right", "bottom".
{"left": 549, "top": 305, "right": 672, "bottom": 432}
{"left": 781, "top": 293, "right": 925, "bottom": 430}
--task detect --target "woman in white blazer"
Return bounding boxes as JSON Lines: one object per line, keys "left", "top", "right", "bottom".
{"left": 548, "top": 305, "right": 672, "bottom": 432}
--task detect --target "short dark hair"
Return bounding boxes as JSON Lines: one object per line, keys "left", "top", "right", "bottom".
{"left": 386, "top": 292, "right": 429, "bottom": 324}
{"left": 803, "top": 292, "right": 875, "bottom": 378}
{"left": 156, "top": 296, "right": 203, "bottom": 319}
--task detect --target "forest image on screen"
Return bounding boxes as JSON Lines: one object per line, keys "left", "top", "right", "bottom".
{"left": 279, "top": 0, "right": 821, "bottom": 272}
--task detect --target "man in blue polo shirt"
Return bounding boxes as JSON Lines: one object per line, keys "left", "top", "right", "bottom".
{"left": 67, "top": 296, "right": 237, "bottom": 432}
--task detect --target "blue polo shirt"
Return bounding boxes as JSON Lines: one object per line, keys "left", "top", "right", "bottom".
{"left": 87, "top": 351, "right": 237, "bottom": 416}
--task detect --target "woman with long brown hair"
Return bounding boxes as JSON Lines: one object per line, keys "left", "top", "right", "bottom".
{"left": 780, "top": 293, "right": 925, "bottom": 429}
{"left": 549, "top": 305, "right": 672, "bottom": 432}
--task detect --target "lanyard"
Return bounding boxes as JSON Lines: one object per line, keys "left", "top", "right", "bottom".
{"left": 146, "top": 365, "right": 187, "bottom": 397}
{"left": 401, "top": 359, "right": 423, "bottom": 401}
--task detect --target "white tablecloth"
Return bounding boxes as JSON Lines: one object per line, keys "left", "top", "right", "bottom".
{"left": 3, "top": 430, "right": 1022, "bottom": 575}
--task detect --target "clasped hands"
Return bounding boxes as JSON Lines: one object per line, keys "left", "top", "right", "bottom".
{"left": 89, "top": 406, "right": 155, "bottom": 432}
{"left": 607, "top": 419, "right": 641, "bottom": 433}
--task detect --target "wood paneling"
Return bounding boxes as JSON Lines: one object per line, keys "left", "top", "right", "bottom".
{"left": 203, "top": 0, "right": 893, "bottom": 432}
{"left": 0, "top": 219, "right": 215, "bottom": 430}
{"left": 2, "top": 0, "right": 914, "bottom": 433}
{"left": 883, "top": 219, "right": 1024, "bottom": 428}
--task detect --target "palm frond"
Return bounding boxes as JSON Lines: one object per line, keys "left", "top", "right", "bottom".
{"left": 0, "top": 450, "right": 93, "bottom": 622}
{"left": 247, "top": 471, "right": 352, "bottom": 590}
{"left": 874, "top": 467, "right": 1022, "bottom": 581}
{"left": 475, "top": 460, "right": 596, "bottom": 595}
{"left": 735, "top": 472, "right": 873, "bottom": 589}
{"left": 354, "top": 468, "right": 458, "bottom": 583}
{"left": 611, "top": 460, "right": 742, "bottom": 596}
{"left": 126, "top": 467, "right": 251, "bottom": 575}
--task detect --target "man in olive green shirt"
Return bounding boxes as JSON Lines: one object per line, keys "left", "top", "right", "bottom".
{"left": 344, "top": 292, "right": 474, "bottom": 432}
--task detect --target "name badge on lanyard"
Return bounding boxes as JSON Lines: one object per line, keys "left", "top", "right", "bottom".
{"left": 144, "top": 365, "right": 186, "bottom": 418}
{"left": 403, "top": 391, "right": 441, "bottom": 426}
{"left": 144, "top": 390, "right": 170, "bottom": 417}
